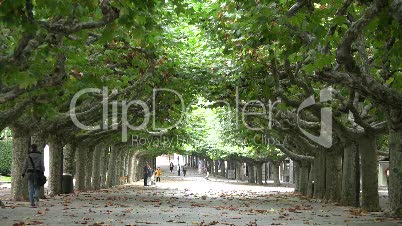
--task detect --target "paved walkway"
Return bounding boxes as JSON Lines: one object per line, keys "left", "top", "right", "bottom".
{"left": 0, "top": 166, "right": 400, "bottom": 226}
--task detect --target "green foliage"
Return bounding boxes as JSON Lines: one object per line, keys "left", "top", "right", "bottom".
{"left": 0, "top": 140, "right": 12, "bottom": 176}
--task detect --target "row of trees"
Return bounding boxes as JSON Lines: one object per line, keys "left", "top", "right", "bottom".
{"left": 1, "top": 0, "right": 401, "bottom": 217}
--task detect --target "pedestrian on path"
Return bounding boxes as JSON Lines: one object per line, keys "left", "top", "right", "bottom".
{"left": 177, "top": 164, "right": 181, "bottom": 176}
{"left": 148, "top": 167, "right": 155, "bottom": 185}
{"left": 22, "top": 144, "right": 45, "bottom": 208}
{"left": 155, "top": 167, "right": 162, "bottom": 182}
{"left": 182, "top": 165, "right": 187, "bottom": 177}
{"left": 144, "top": 162, "right": 150, "bottom": 186}
{"left": 169, "top": 162, "right": 174, "bottom": 172}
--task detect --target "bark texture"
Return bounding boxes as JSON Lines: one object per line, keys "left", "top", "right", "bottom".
{"left": 11, "top": 126, "right": 30, "bottom": 201}
{"left": 271, "top": 161, "right": 281, "bottom": 186}
{"left": 48, "top": 137, "right": 63, "bottom": 196}
{"left": 359, "top": 135, "right": 380, "bottom": 211}
{"left": 389, "top": 109, "right": 402, "bottom": 217}
{"left": 341, "top": 142, "right": 359, "bottom": 206}
{"left": 75, "top": 146, "right": 86, "bottom": 191}
{"left": 85, "top": 148, "right": 94, "bottom": 190}
{"left": 91, "top": 145, "right": 102, "bottom": 190}
{"left": 106, "top": 145, "right": 118, "bottom": 187}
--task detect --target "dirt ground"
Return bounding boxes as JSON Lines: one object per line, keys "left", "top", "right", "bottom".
{"left": 0, "top": 167, "right": 400, "bottom": 226}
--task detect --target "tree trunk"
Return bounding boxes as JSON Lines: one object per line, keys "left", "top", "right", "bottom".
{"left": 388, "top": 109, "right": 402, "bottom": 217}
{"left": 359, "top": 135, "right": 380, "bottom": 211}
{"left": 307, "top": 162, "right": 314, "bottom": 198}
{"left": 75, "top": 146, "right": 86, "bottom": 191}
{"left": 313, "top": 152, "right": 326, "bottom": 199}
{"left": 131, "top": 152, "right": 141, "bottom": 182}
{"left": 100, "top": 147, "right": 109, "bottom": 188}
{"left": 106, "top": 145, "right": 118, "bottom": 187}
{"left": 271, "top": 161, "right": 281, "bottom": 186}
{"left": 116, "top": 148, "right": 124, "bottom": 180}
{"left": 124, "top": 150, "right": 130, "bottom": 177}
{"left": 85, "top": 148, "right": 94, "bottom": 190}
{"left": 299, "top": 162, "right": 309, "bottom": 196}
{"left": 31, "top": 134, "right": 46, "bottom": 199}
{"left": 63, "top": 144, "right": 75, "bottom": 175}
{"left": 91, "top": 145, "right": 102, "bottom": 190}
{"left": 341, "top": 142, "right": 359, "bottom": 206}
{"left": 214, "top": 160, "right": 219, "bottom": 175}
{"left": 48, "top": 137, "right": 63, "bottom": 196}
{"left": 127, "top": 151, "right": 135, "bottom": 183}
{"left": 324, "top": 150, "right": 342, "bottom": 203}
{"left": 235, "top": 161, "right": 241, "bottom": 180}
{"left": 248, "top": 163, "right": 255, "bottom": 183}
{"left": 10, "top": 126, "right": 30, "bottom": 201}
{"left": 256, "top": 162, "right": 263, "bottom": 185}
{"left": 219, "top": 160, "right": 225, "bottom": 177}
{"left": 294, "top": 161, "right": 300, "bottom": 192}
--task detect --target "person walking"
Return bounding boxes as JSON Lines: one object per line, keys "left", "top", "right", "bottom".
{"left": 22, "top": 144, "right": 45, "bottom": 208}
{"left": 182, "top": 165, "right": 187, "bottom": 177}
{"left": 169, "top": 162, "right": 174, "bottom": 172}
{"left": 143, "top": 162, "right": 150, "bottom": 186}
{"left": 177, "top": 164, "right": 181, "bottom": 176}
{"left": 155, "top": 167, "right": 162, "bottom": 182}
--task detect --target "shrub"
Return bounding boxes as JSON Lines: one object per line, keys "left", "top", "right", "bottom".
{"left": 0, "top": 140, "right": 12, "bottom": 176}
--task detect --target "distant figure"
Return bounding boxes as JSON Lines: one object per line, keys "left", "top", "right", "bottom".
{"left": 177, "top": 164, "right": 181, "bottom": 176}
{"left": 143, "top": 162, "right": 150, "bottom": 186}
{"left": 204, "top": 168, "right": 209, "bottom": 180}
{"left": 170, "top": 162, "right": 174, "bottom": 172}
{"left": 148, "top": 167, "right": 155, "bottom": 185}
{"left": 22, "top": 144, "right": 45, "bottom": 208}
{"left": 182, "top": 165, "right": 187, "bottom": 177}
{"left": 155, "top": 167, "right": 162, "bottom": 182}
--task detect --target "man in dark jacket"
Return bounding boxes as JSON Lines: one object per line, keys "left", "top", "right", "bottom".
{"left": 143, "top": 162, "right": 150, "bottom": 186}
{"left": 22, "top": 144, "right": 45, "bottom": 208}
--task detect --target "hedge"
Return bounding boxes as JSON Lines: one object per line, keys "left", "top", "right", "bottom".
{"left": 0, "top": 140, "right": 12, "bottom": 176}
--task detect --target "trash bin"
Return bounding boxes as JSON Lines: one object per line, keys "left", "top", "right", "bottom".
{"left": 62, "top": 174, "right": 73, "bottom": 194}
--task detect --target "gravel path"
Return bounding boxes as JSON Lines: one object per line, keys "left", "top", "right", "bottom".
{"left": 0, "top": 167, "right": 400, "bottom": 226}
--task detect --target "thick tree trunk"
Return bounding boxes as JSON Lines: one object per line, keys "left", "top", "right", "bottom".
{"left": 359, "top": 135, "right": 380, "bottom": 211}
{"left": 116, "top": 148, "right": 124, "bottom": 180}
{"left": 219, "top": 160, "right": 225, "bottom": 177}
{"left": 106, "top": 145, "right": 118, "bottom": 187}
{"left": 135, "top": 155, "right": 145, "bottom": 182}
{"left": 131, "top": 152, "right": 141, "bottom": 182}
{"left": 85, "top": 148, "right": 94, "bottom": 190}
{"left": 324, "top": 151, "right": 342, "bottom": 203}
{"left": 207, "top": 159, "right": 213, "bottom": 174}
{"left": 48, "top": 137, "right": 63, "bottom": 196}
{"left": 248, "top": 163, "right": 255, "bottom": 183}
{"left": 313, "top": 152, "right": 326, "bottom": 199}
{"left": 100, "top": 147, "right": 109, "bottom": 188}
{"left": 235, "top": 161, "right": 241, "bottom": 180}
{"left": 341, "top": 142, "right": 359, "bottom": 206}
{"left": 299, "top": 162, "right": 310, "bottom": 196}
{"left": 388, "top": 110, "right": 402, "bottom": 217}
{"left": 63, "top": 144, "right": 75, "bottom": 175}
{"left": 124, "top": 150, "right": 130, "bottom": 177}
{"left": 271, "top": 161, "right": 281, "bottom": 186}
{"left": 91, "top": 145, "right": 102, "bottom": 190}
{"left": 75, "top": 147, "right": 86, "bottom": 191}
{"left": 294, "top": 161, "right": 300, "bottom": 192}
{"left": 11, "top": 126, "right": 30, "bottom": 201}
{"left": 307, "top": 162, "right": 314, "bottom": 197}
{"left": 256, "top": 162, "right": 263, "bottom": 185}
{"left": 31, "top": 134, "right": 46, "bottom": 199}
{"left": 127, "top": 151, "right": 135, "bottom": 183}
{"left": 214, "top": 160, "right": 219, "bottom": 175}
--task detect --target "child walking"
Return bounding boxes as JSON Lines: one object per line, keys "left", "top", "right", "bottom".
{"left": 155, "top": 167, "right": 162, "bottom": 182}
